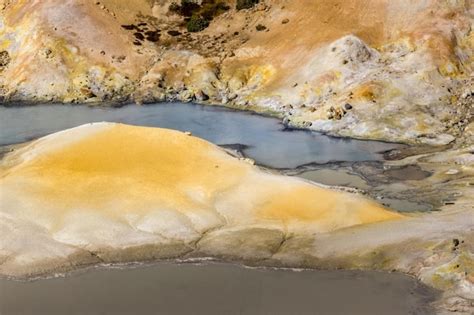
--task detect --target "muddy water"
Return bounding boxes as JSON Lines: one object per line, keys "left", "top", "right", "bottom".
{"left": 383, "top": 165, "right": 432, "bottom": 181}
{"left": 298, "top": 169, "right": 371, "bottom": 190}
{"left": 295, "top": 168, "right": 433, "bottom": 212}
{"left": 0, "top": 103, "right": 404, "bottom": 169}
{"left": 0, "top": 263, "right": 439, "bottom": 315}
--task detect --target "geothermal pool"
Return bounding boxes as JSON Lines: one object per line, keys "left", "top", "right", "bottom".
{"left": 0, "top": 103, "right": 403, "bottom": 168}
{"left": 0, "top": 263, "right": 439, "bottom": 315}
{"left": 0, "top": 103, "right": 436, "bottom": 315}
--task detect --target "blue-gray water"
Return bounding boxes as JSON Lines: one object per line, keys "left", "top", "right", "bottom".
{"left": 0, "top": 103, "right": 403, "bottom": 169}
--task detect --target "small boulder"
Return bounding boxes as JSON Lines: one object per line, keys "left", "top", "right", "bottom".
{"left": 0, "top": 51, "right": 11, "bottom": 69}
{"left": 179, "top": 89, "right": 194, "bottom": 102}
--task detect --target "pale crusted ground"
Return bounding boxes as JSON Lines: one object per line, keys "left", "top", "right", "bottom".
{"left": 0, "top": 123, "right": 472, "bottom": 314}
{"left": 0, "top": 123, "right": 400, "bottom": 277}
{"left": 0, "top": 0, "right": 472, "bottom": 144}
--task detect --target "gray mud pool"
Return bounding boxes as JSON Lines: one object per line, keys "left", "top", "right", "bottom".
{"left": 0, "top": 263, "right": 439, "bottom": 315}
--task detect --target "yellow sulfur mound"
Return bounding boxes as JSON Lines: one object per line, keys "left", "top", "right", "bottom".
{"left": 0, "top": 123, "right": 402, "bottom": 276}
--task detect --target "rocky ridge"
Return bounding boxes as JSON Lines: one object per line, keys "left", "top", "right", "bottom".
{"left": 0, "top": 0, "right": 473, "bottom": 144}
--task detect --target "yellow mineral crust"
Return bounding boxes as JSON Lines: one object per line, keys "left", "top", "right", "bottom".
{"left": 0, "top": 123, "right": 403, "bottom": 275}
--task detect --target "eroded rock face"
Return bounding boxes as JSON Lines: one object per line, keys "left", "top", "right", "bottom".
{"left": 0, "top": 122, "right": 401, "bottom": 277}
{"left": 0, "top": 0, "right": 472, "bottom": 144}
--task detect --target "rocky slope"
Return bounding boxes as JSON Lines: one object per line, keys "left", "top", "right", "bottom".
{"left": 0, "top": 0, "right": 473, "bottom": 144}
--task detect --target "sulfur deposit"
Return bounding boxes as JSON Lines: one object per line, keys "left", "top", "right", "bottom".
{"left": 0, "top": 122, "right": 400, "bottom": 277}
{"left": 0, "top": 0, "right": 472, "bottom": 144}
{"left": 1, "top": 1, "right": 473, "bottom": 313}
{"left": 0, "top": 123, "right": 472, "bottom": 313}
